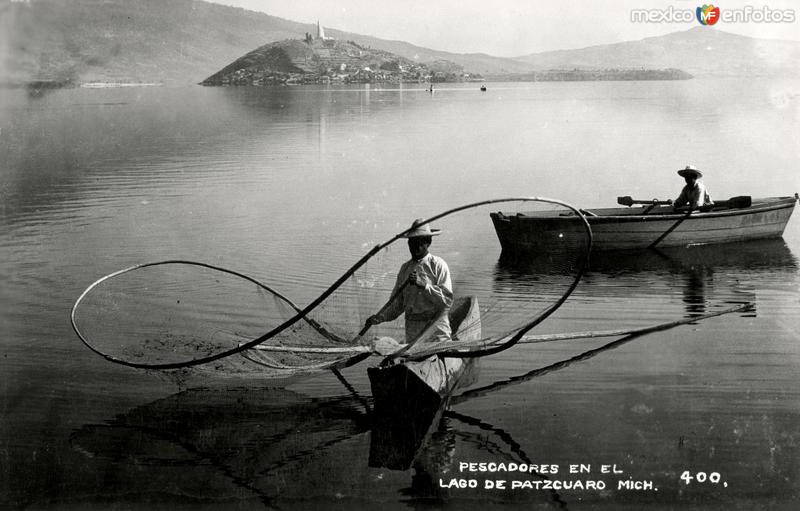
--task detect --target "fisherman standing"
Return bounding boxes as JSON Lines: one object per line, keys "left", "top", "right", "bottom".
{"left": 364, "top": 219, "right": 453, "bottom": 343}
{"left": 674, "top": 165, "right": 713, "bottom": 210}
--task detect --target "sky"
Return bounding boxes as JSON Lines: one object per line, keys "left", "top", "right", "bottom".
{"left": 208, "top": 0, "right": 799, "bottom": 57}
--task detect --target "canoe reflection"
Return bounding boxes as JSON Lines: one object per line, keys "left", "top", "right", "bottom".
{"left": 369, "top": 358, "right": 479, "bottom": 471}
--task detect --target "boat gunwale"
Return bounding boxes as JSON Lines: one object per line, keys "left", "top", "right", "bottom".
{"left": 369, "top": 295, "right": 480, "bottom": 381}
{"left": 493, "top": 196, "right": 797, "bottom": 224}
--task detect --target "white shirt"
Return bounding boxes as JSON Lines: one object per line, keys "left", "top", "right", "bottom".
{"left": 675, "top": 181, "right": 713, "bottom": 208}
{"left": 375, "top": 253, "right": 453, "bottom": 342}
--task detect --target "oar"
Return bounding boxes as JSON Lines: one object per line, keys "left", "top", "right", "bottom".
{"left": 648, "top": 207, "right": 693, "bottom": 248}
{"left": 619, "top": 195, "right": 752, "bottom": 210}
{"left": 648, "top": 195, "right": 753, "bottom": 248}
{"left": 705, "top": 195, "right": 752, "bottom": 210}
{"left": 617, "top": 196, "right": 672, "bottom": 207}
{"left": 618, "top": 196, "right": 672, "bottom": 215}
{"left": 675, "top": 195, "right": 752, "bottom": 213}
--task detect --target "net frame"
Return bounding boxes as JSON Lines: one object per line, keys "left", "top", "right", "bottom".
{"left": 70, "top": 197, "right": 592, "bottom": 370}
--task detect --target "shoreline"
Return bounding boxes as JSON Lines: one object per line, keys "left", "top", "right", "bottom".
{"left": 0, "top": 80, "right": 164, "bottom": 90}
{"left": 80, "top": 82, "right": 164, "bottom": 88}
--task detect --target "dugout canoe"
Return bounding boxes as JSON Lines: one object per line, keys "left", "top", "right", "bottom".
{"left": 490, "top": 195, "right": 798, "bottom": 252}
{"left": 368, "top": 296, "right": 480, "bottom": 469}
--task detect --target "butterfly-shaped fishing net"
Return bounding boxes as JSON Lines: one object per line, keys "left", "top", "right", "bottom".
{"left": 71, "top": 198, "right": 592, "bottom": 380}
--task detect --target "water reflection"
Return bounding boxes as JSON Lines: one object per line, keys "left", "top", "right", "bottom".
{"left": 680, "top": 261, "right": 710, "bottom": 317}
{"left": 70, "top": 382, "right": 569, "bottom": 508}
{"left": 69, "top": 242, "right": 798, "bottom": 503}
{"left": 413, "top": 413, "right": 569, "bottom": 509}
{"left": 70, "top": 387, "right": 371, "bottom": 506}
{"left": 590, "top": 239, "right": 797, "bottom": 275}
{"left": 5, "top": 80, "right": 798, "bottom": 510}
{"left": 452, "top": 319, "right": 704, "bottom": 405}
{"left": 495, "top": 239, "right": 798, "bottom": 319}
{"left": 67, "top": 283, "right": 792, "bottom": 511}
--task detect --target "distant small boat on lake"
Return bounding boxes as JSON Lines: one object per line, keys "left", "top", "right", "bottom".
{"left": 491, "top": 195, "right": 799, "bottom": 252}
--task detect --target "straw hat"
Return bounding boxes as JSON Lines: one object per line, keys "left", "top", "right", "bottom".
{"left": 402, "top": 218, "right": 441, "bottom": 238}
{"left": 677, "top": 165, "right": 703, "bottom": 178}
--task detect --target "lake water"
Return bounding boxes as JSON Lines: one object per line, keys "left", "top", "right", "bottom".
{"left": 1, "top": 79, "right": 799, "bottom": 510}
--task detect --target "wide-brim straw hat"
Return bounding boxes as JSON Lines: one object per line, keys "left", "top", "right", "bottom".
{"left": 402, "top": 218, "right": 441, "bottom": 238}
{"left": 677, "top": 165, "right": 703, "bottom": 178}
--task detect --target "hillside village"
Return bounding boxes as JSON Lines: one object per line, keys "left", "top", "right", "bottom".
{"left": 202, "top": 22, "right": 477, "bottom": 86}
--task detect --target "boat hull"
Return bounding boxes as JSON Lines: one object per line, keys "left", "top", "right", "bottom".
{"left": 490, "top": 196, "right": 798, "bottom": 252}
{"left": 368, "top": 296, "right": 480, "bottom": 469}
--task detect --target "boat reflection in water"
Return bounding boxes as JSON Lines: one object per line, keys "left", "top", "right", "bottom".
{"left": 495, "top": 238, "right": 798, "bottom": 319}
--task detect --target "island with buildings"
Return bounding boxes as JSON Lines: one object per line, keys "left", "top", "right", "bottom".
{"left": 201, "top": 22, "right": 693, "bottom": 87}
{"left": 201, "top": 22, "right": 477, "bottom": 86}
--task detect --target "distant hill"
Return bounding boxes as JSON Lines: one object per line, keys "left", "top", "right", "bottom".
{"left": 3, "top": 0, "right": 312, "bottom": 85}
{"left": 3, "top": 0, "right": 796, "bottom": 86}
{"left": 514, "top": 27, "right": 800, "bottom": 78}
{"left": 1, "top": 0, "right": 522, "bottom": 85}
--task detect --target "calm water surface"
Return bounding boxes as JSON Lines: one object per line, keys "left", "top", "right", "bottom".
{"left": 1, "top": 80, "right": 799, "bottom": 510}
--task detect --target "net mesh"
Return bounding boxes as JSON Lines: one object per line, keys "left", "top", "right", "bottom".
{"left": 71, "top": 198, "right": 591, "bottom": 377}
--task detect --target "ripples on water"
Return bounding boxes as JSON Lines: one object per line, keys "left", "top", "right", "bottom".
{"left": 1, "top": 81, "right": 799, "bottom": 509}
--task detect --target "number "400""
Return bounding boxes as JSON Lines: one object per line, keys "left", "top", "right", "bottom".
{"left": 680, "top": 471, "right": 726, "bottom": 487}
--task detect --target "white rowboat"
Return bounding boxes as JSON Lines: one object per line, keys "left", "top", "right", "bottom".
{"left": 490, "top": 195, "right": 798, "bottom": 252}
